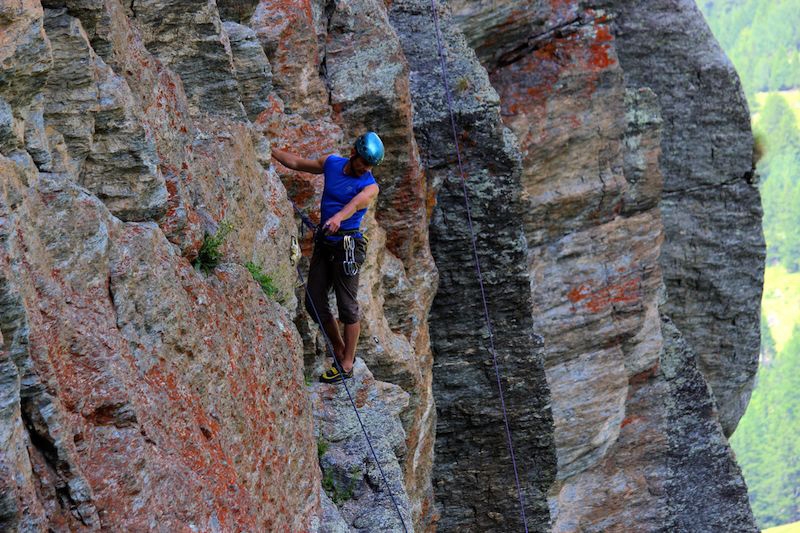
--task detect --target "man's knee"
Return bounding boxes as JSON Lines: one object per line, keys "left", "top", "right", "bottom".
{"left": 305, "top": 292, "right": 329, "bottom": 324}
{"left": 338, "top": 302, "right": 360, "bottom": 325}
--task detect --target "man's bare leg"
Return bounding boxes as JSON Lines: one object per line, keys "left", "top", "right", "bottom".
{"left": 342, "top": 322, "right": 360, "bottom": 373}
{"left": 323, "top": 318, "right": 345, "bottom": 363}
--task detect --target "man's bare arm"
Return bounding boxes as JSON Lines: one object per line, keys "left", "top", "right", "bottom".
{"left": 272, "top": 148, "right": 328, "bottom": 174}
{"left": 324, "top": 184, "right": 380, "bottom": 233}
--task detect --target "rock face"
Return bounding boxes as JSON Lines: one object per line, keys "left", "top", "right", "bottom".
{"left": 1, "top": 0, "right": 763, "bottom": 531}
{"left": 388, "top": 0, "right": 557, "bottom": 531}
{"left": 605, "top": 0, "right": 765, "bottom": 437}
{"left": 312, "top": 359, "right": 414, "bottom": 531}
{"left": 449, "top": 0, "right": 762, "bottom": 531}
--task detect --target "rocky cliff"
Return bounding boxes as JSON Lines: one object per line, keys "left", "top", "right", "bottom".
{"left": 0, "top": 0, "right": 763, "bottom": 531}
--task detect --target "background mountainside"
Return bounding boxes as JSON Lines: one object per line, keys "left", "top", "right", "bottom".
{"left": 699, "top": 0, "right": 800, "bottom": 528}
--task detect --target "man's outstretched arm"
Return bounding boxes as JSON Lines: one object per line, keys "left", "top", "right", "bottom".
{"left": 272, "top": 148, "right": 328, "bottom": 174}
{"left": 324, "top": 184, "right": 380, "bottom": 233}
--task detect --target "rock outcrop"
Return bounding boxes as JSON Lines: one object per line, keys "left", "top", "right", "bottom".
{"left": 388, "top": 0, "right": 556, "bottom": 530}
{"left": 449, "top": 0, "right": 762, "bottom": 530}
{"left": 1, "top": 0, "right": 764, "bottom": 531}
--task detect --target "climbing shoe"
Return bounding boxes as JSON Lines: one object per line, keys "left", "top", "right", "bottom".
{"left": 319, "top": 365, "right": 353, "bottom": 383}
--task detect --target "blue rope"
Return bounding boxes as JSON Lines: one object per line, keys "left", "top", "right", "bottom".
{"left": 291, "top": 202, "right": 408, "bottom": 532}
{"left": 290, "top": 200, "right": 318, "bottom": 232}
{"left": 427, "top": 1, "right": 530, "bottom": 530}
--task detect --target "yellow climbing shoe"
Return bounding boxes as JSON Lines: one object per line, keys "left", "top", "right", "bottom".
{"left": 319, "top": 365, "right": 353, "bottom": 384}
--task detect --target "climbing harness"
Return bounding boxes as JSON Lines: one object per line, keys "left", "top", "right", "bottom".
{"left": 342, "top": 234, "right": 359, "bottom": 276}
{"left": 290, "top": 200, "right": 408, "bottom": 532}
{"left": 291, "top": 199, "right": 363, "bottom": 276}
{"left": 428, "top": 0, "right": 530, "bottom": 530}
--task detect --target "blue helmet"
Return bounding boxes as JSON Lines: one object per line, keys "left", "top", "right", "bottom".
{"left": 354, "top": 132, "right": 385, "bottom": 166}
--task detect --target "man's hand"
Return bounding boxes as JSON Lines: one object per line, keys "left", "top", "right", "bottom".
{"left": 324, "top": 212, "right": 345, "bottom": 234}
{"left": 323, "top": 184, "right": 379, "bottom": 234}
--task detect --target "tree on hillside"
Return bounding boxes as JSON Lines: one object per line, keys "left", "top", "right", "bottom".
{"left": 733, "top": 324, "right": 800, "bottom": 528}
{"left": 700, "top": 0, "right": 800, "bottom": 103}
{"left": 755, "top": 94, "right": 800, "bottom": 269}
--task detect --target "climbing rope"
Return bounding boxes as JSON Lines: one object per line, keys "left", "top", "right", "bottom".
{"left": 427, "top": 1, "right": 530, "bottom": 530}
{"left": 291, "top": 203, "right": 409, "bottom": 533}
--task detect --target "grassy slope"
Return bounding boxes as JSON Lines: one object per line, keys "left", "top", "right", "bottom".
{"left": 755, "top": 90, "right": 800, "bottom": 122}
{"left": 762, "top": 264, "right": 800, "bottom": 353}
{"left": 764, "top": 520, "right": 800, "bottom": 533}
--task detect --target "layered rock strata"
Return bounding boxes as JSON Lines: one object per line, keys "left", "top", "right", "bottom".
{"left": 1, "top": 0, "right": 765, "bottom": 530}
{"left": 0, "top": 0, "right": 322, "bottom": 528}
{"left": 606, "top": 0, "right": 765, "bottom": 436}
{"left": 1, "top": 0, "right": 439, "bottom": 529}
{"left": 450, "top": 0, "right": 762, "bottom": 531}
{"left": 389, "top": 1, "right": 557, "bottom": 530}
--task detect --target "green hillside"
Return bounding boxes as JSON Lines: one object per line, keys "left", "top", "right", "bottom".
{"left": 699, "top": 0, "right": 800, "bottom": 103}
{"left": 698, "top": 0, "right": 800, "bottom": 529}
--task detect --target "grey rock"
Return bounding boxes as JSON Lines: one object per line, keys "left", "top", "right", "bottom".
{"left": 606, "top": 0, "right": 765, "bottom": 436}
{"left": 449, "top": 0, "right": 760, "bottom": 529}
{"left": 661, "top": 316, "right": 758, "bottom": 532}
{"left": 223, "top": 21, "right": 273, "bottom": 121}
{"left": 318, "top": 489, "right": 350, "bottom": 533}
{"left": 131, "top": 0, "right": 246, "bottom": 119}
{"left": 388, "top": 0, "right": 556, "bottom": 530}
{"left": 42, "top": 8, "right": 98, "bottom": 170}
{"left": 312, "top": 359, "right": 414, "bottom": 532}
{"left": 82, "top": 58, "right": 167, "bottom": 221}
{"left": 216, "top": 0, "right": 259, "bottom": 24}
{"left": 42, "top": 8, "right": 167, "bottom": 222}
{"left": 0, "top": 3, "right": 52, "bottom": 111}
{"left": 0, "top": 98, "right": 18, "bottom": 154}
{"left": 22, "top": 94, "right": 52, "bottom": 171}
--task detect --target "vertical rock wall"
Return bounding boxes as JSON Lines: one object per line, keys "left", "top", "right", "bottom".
{"left": 388, "top": 1, "right": 557, "bottom": 530}
{"left": 0, "top": 0, "right": 324, "bottom": 528}
{"left": 2, "top": 0, "right": 438, "bottom": 529}
{"left": 448, "top": 0, "right": 762, "bottom": 531}
{"left": 1, "top": 0, "right": 765, "bottom": 530}
{"left": 605, "top": 0, "right": 765, "bottom": 437}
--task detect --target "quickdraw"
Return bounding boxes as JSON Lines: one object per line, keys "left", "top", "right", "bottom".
{"left": 342, "top": 234, "right": 360, "bottom": 276}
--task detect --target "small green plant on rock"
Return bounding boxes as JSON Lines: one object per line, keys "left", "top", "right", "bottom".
{"left": 194, "top": 220, "right": 234, "bottom": 274}
{"left": 321, "top": 466, "right": 360, "bottom": 504}
{"left": 245, "top": 261, "right": 281, "bottom": 301}
{"left": 322, "top": 469, "right": 335, "bottom": 493}
{"left": 317, "top": 437, "right": 329, "bottom": 459}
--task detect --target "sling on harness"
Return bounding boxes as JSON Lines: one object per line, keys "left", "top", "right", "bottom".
{"left": 342, "top": 235, "right": 359, "bottom": 276}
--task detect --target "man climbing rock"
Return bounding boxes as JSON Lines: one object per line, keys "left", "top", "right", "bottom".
{"left": 272, "top": 132, "right": 383, "bottom": 383}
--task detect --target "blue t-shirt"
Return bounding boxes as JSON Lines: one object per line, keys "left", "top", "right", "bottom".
{"left": 320, "top": 155, "right": 377, "bottom": 240}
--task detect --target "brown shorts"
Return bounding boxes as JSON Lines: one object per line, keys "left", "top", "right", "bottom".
{"left": 304, "top": 236, "right": 367, "bottom": 325}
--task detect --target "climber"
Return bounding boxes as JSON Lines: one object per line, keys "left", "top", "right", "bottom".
{"left": 272, "top": 132, "right": 383, "bottom": 383}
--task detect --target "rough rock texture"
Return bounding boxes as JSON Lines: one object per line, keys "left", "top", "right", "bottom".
{"left": 2, "top": 0, "right": 441, "bottom": 529}
{"left": 389, "top": 1, "right": 557, "bottom": 530}
{"left": 1, "top": 0, "right": 765, "bottom": 530}
{"left": 0, "top": 0, "right": 327, "bottom": 528}
{"left": 312, "top": 359, "right": 414, "bottom": 531}
{"left": 605, "top": 0, "right": 765, "bottom": 436}
{"left": 449, "top": 0, "right": 762, "bottom": 531}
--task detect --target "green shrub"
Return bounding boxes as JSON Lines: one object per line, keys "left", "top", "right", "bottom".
{"left": 244, "top": 261, "right": 280, "bottom": 301}
{"left": 317, "top": 438, "right": 329, "bottom": 459}
{"left": 193, "top": 220, "right": 234, "bottom": 274}
{"left": 321, "top": 467, "right": 358, "bottom": 504}
{"left": 322, "top": 469, "right": 335, "bottom": 493}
